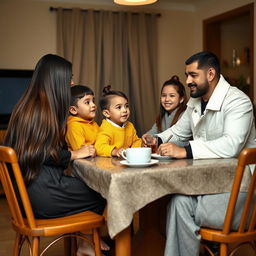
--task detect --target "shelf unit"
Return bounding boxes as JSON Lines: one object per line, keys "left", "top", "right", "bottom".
{"left": 203, "top": 3, "right": 254, "bottom": 100}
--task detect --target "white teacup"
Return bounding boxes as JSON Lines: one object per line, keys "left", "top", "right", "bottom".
{"left": 121, "top": 147, "right": 152, "bottom": 164}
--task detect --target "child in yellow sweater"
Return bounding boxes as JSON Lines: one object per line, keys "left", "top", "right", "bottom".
{"left": 66, "top": 85, "right": 99, "bottom": 157}
{"left": 95, "top": 85, "right": 142, "bottom": 157}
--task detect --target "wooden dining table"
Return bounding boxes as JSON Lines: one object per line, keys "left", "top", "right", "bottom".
{"left": 71, "top": 156, "right": 250, "bottom": 256}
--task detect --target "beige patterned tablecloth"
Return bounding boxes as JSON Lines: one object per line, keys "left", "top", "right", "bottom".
{"left": 72, "top": 157, "right": 250, "bottom": 238}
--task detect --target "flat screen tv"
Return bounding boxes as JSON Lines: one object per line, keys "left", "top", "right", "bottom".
{"left": 0, "top": 69, "right": 33, "bottom": 129}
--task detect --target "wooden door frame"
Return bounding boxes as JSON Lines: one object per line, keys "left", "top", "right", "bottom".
{"left": 203, "top": 3, "right": 254, "bottom": 100}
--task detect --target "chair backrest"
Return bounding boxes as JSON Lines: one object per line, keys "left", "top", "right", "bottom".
{"left": 0, "top": 146, "right": 36, "bottom": 229}
{"left": 222, "top": 147, "right": 256, "bottom": 234}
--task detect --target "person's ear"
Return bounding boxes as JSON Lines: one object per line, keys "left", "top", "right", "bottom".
{"left": 207, "top": 68, "right": 216, "bottom": 82}
{"left": 180, "top": 97, "right": 184, "bottom": 104}
{"left": 102, "top": 109, "right": 110, "bottom": 118}
{"left": 69, "top": 106, "right": 78, "bottom": 115}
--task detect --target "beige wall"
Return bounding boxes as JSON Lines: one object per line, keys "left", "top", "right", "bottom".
{"left": 0, "top": 1, "right": 56, "bottom": 69}
{"left": 157, "top": 9, "right": 195, "bottom": 89}
{"left": 0, "top": 0, "right": 255, "bottom": 100}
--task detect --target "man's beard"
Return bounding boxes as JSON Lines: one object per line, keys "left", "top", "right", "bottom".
{"left": 188, "top": 81, "right": 209, "bottom": 98}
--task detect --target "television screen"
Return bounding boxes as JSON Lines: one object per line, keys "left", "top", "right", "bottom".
{"left": 0, "top": 70, "right": 33, "bottom": 128}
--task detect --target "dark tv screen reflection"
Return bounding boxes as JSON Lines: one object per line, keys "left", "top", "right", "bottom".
{"left": 0, "top": 70, "right": 33, "bottom": 128}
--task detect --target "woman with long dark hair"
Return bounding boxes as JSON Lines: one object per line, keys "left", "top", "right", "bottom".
{"left": 4, "top": 54, "right": 107, "bottom": 255}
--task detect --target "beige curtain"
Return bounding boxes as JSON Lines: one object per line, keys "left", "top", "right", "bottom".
{"left": 57, "top": 8, "right": 159, "bottom": 135}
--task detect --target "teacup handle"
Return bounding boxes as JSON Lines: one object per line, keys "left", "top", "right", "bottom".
{"left": 121, "top": 150, "right": 127, "bottom": 160}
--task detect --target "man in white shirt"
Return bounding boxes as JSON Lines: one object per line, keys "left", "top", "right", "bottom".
{"left": 142, "top": 51, "right": 256, "bottom": 256}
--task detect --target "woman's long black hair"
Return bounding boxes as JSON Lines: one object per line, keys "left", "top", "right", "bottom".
{"left": 4, "top": 54, "right": 72, "bottom": 184}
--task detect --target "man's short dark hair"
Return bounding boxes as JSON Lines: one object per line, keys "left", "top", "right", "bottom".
{"left": 185, "top": 51, "right": 221, "bottom": 77}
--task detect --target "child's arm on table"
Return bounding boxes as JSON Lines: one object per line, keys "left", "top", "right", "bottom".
{"left": 70, "top": 145, "right": 96, "bottom": 159}
{"left": 95, "top": 131, "right": 116, "bottom": 157}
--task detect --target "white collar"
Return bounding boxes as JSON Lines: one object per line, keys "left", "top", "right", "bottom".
{"left": 106, "top": 118, "right": 127, "bottom": 128}
{"left": 206, "top": 75, "right": 230, "bottom": 111}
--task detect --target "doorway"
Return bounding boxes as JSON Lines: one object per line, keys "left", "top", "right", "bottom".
{"left": 203, "top": 3, "right": 254, "bottom": 100}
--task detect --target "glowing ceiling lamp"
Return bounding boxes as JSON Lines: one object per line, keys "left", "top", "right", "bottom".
{"left": 114, "top": 0, "right": 158, "bottom": 6}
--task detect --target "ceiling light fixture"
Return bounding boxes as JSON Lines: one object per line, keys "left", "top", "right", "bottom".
{"left": 114, "top": 0, "right": 158, "bottom": 6}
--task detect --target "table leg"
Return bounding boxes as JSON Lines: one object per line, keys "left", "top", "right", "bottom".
{"left": 115, "top": 225, "right": 131, "bottom": 256}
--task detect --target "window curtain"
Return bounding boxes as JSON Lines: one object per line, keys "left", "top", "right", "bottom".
{"left": 57, "top": 8, "right": 159, "bottom": 135}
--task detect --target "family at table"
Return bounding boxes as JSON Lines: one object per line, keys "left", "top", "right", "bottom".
{"left": 3, "top": 51, "right": 256, "bottom": 256}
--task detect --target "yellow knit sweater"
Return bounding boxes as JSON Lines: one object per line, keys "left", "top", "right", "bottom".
{"left": 65, "top": 116, "right": 99, "bottom": 150}
{"left": 95, "top": 119, "right": 142, "bottom": 157}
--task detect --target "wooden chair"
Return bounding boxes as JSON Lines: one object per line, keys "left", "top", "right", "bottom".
{"left": 200, "top": 148, "right": 256, "bottom": 256}
{"left": 0, "top": 146, "right": 104, "bottom": 256}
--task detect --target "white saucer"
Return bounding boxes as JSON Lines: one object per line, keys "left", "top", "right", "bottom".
{"left": 151, "top": 153, "right": 173, "bottom": 160}
{"left": 120, "top": 159, "right": 159, "bottom": 167}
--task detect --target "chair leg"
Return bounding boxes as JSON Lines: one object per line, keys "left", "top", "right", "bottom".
{"left": 93, "top": 228, "right": 101, "bottom": 256}
{"left": 13, "top": 233, "right": 23, "bottom": 256}
{"left": 64, "top": 236, "right": 78, "bottom": 256}
{"left": 251, "top": 240, "right": 256, "bottom": 251}
{"left": 31, "top": 237, "right": 40, "bottom": 256}
{"left": 219, "top": 243, "right": 228, "bottom": 256}
{"left": 71, "top": 236, "right": 78, "bottom": 256}
{"left": 64, "top": 237, "right": 72, "bottom": 256}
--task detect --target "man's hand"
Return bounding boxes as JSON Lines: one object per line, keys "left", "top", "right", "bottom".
{"left": 157, "top": 142, "right": 187, "bottom": 159}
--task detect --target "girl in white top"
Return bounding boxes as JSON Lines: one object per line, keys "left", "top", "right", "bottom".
{"left": 147, "top": 75, "right": 187, "bottom": 134}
